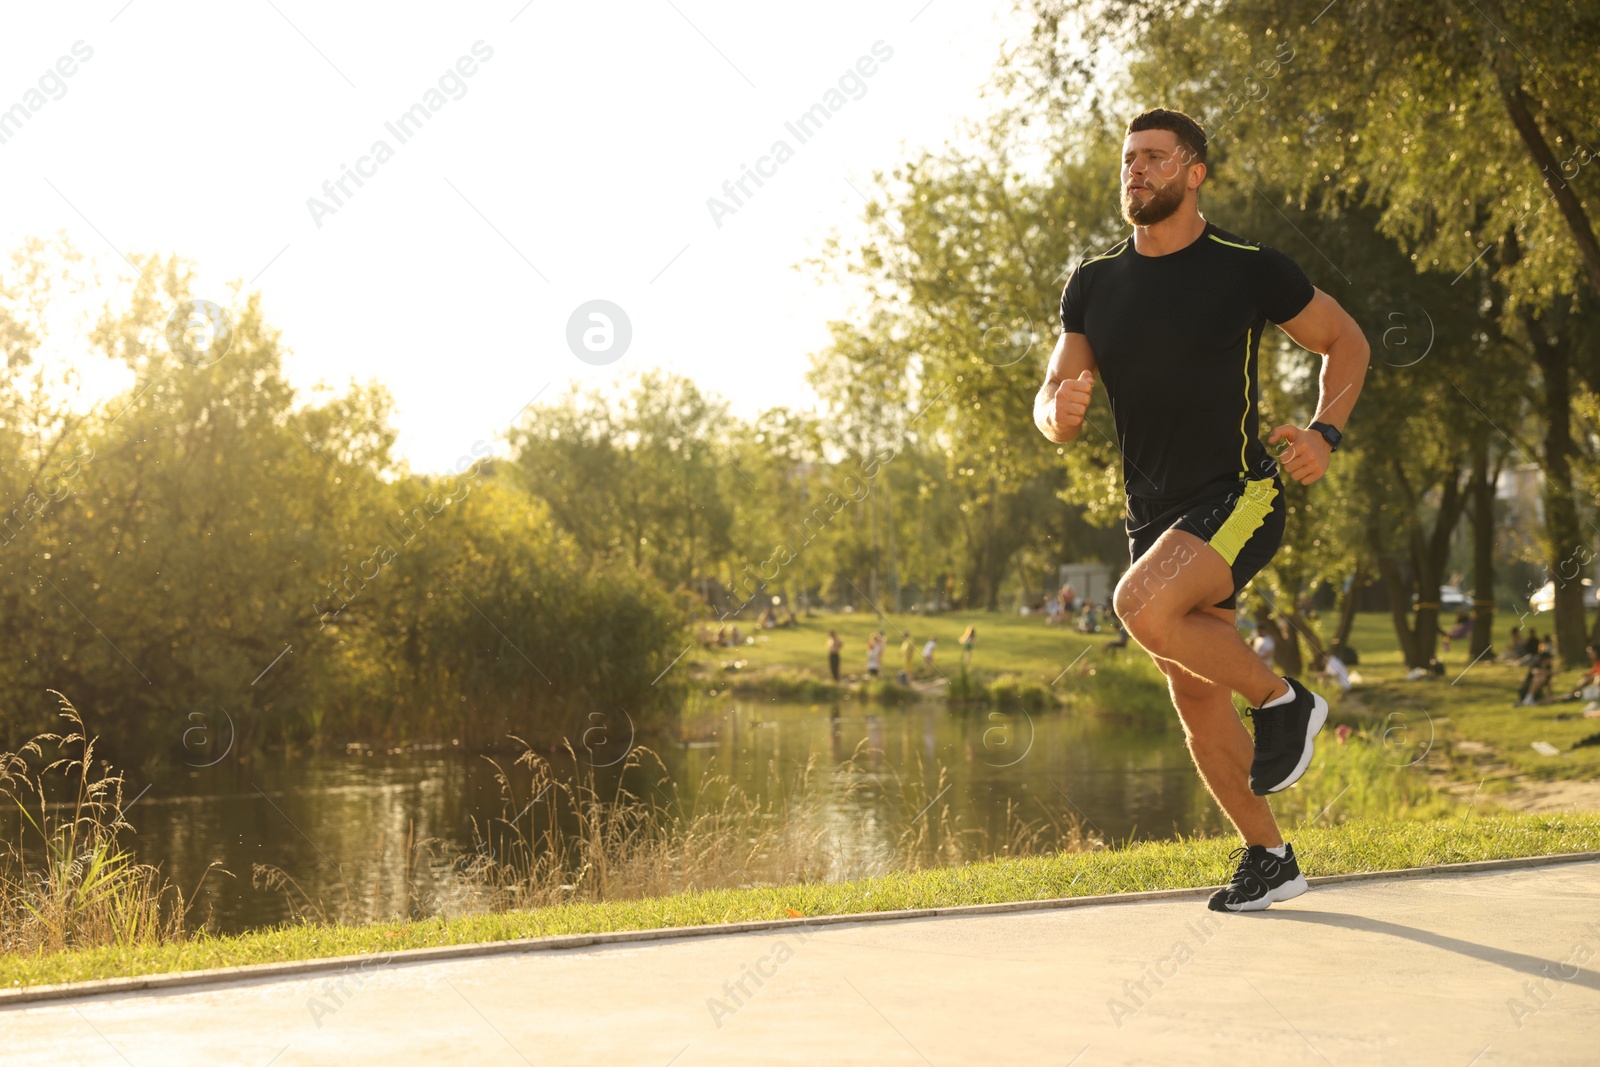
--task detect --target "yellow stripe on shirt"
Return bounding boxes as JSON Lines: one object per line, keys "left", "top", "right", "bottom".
{"left": 1208, "top": 233, "right": 1260, "bottom": 252}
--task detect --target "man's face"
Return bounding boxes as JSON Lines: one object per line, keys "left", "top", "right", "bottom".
{"left": 1120, "top": 129, "right": 1199, "bottom": 226}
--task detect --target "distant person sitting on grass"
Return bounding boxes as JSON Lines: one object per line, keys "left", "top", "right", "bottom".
{"left": 1441, "top": 610, "right": 1471, "bottom": 653}
{"left": 1313, "top": 651, "right": 1351, "bottom": 692}
{"left": 1500, "top": 626, "right": 1524, "bottom": 663}
{"left": 1556, "top": 642, "right": 1600, "bottom": 707}
{"left": 1583, "top": 655, "right": 1600, "bottom": 712}
{"left": 1250, "top": 623, "right": 1276, "bottom": 664}
{"left": 1515, "top": 642, "right": 1555, "bottom": 706}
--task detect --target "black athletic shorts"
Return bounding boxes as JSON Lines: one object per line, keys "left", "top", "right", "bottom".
{"left": 1125, "top": 474, "right": 1287, "bottom": 611}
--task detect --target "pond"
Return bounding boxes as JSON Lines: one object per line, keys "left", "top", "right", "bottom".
{"left": 104, "top": 699, "right": 1223, "bottom": 935}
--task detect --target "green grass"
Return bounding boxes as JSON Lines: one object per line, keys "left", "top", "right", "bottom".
{"left": 704, "top": 610, "right": 1116, "bottom": 691}
{"left": 722, "top": 609, "right": 1600, "bottom": 781}
{"left": 5, "top": 812, "right": 1594, "bottom": 991}
{"left": 1321, "top": 613, "right": 1600, "bottom": 782}
{"left": 714, "top": 610, "right": 1172, "bottom": 717}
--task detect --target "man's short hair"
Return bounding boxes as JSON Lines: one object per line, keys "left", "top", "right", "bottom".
{"left": 1127, "top": 108, "right": 1208, "bottom": 168}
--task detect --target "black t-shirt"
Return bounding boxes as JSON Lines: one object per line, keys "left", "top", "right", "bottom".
{"left": 1059, "top": 221, "right": 1314, "bottom": 508}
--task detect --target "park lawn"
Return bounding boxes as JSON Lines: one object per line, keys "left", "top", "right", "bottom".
{"left": 1257, "top": 612, "right": 1600, "bottom": 782}
{"left": 3, "top": 812, "right": 1595, "bottom": 991}
{"left": 701, "top": 608, "right": 1141, "bottom": 689}
{"left": 1436, "top": 670, "right": 1600, "bottom": 780}
{"left": 1331, "top": 612, "right": 1600, "bottom": 781}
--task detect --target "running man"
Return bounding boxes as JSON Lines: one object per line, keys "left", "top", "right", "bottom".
{"left": 1035, "top": 108, "right": 1369, "bottom": 912}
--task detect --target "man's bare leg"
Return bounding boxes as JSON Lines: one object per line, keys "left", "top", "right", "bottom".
{"left": 1151, "top": 639, "right": 1282, "bottom": 847}
{"left": 1114, "top": 527, "right": 1314, "bottom": 910}
{"left": 1114, "top": 528, "right": 1288, "bottom": 708}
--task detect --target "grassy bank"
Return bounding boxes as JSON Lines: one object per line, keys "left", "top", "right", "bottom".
{"left": 702, "top": 610, "right": 1166, "bottom": 716}
{"left": 5, "top": 812, "right": 1594, "bottom": 990}
{"left": 1314, "top": 614, "right": 1600, "bottom": 783}
{"left": 699, "top": 609, "right": 1115, "bottom": 693}
{"left": 706, "top": 609, "right": 1600, "bottom": 782}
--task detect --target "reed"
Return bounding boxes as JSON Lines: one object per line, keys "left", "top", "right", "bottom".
{"left": 0, "top": 692, "right": 218, "bottom": 954}
{"left": 453, "top": 737, "right": 1101, "bottom": 913}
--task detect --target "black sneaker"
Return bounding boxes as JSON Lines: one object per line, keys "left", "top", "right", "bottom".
{"left": 1248, "top": 677, "right": 1328, "bottom": 795}
{"left": 1207, "top": 843, "right": 1309, "bottom": 912}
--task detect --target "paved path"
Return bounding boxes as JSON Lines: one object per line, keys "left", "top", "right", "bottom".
{"left": 6, "top": 860, "right": 1599, "bottom": 1066}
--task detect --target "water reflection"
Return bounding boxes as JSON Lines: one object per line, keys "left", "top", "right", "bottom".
{"left": 85, "top": 700, "right": 1222, "bottom": 934}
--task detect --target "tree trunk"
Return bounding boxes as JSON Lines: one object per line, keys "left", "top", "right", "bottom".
{"left": 1284, "top": 610, "right": 1320, "bottom": 673}
{"left": 1420, "top": 467, "right": 1466, "bottom": 666}
{"left": 1393, "top": 459, "right": 1466, "bottom": 669}
{"left": 1374, "top": 518, "right": 1422, "bottom": 668}
{"left": 1468, "top": 440, "right": 1497, "bottom": 658}
{"left": 1526, "top": 312, "right": 1591, "bottom": 666}
{"left": 984, "top": 476, "right": 1001, "bottom": 611}
{"left": 1334, "top": 570, "right": 1362, "bottom": 651}
{"left": 881, "top": 466, "right": 903, "bottom": 613}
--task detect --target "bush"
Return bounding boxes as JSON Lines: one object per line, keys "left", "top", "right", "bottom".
{"left": 947, "top": 667, "right": 986, "bottom": 704}
{"left": 986, "top": 674, "right": 1053, "bottom": 711}
{"left": 734, "top": 670, "right": 842, "bottom": 703}
{"left": 1057, "top": 654, "right": 1172, "bottom": 722}
{"left": 312, "top": 480, "right": 693, "bottom": 753}
{"left": 858, "top": 678, "right": 918, "bottom": 705}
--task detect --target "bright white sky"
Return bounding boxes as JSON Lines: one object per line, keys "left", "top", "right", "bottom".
{"left": 0, "top": 0, "right": 1031, "bottom": 472}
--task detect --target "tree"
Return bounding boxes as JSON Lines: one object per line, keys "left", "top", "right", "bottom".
{"left": 509, "top": 372, "right": 734, "bottom": 593}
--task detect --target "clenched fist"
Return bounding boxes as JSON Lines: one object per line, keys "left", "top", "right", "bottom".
{"left": 1267, "top": 424, "right": 1331, "bottom": 485}
{"left": 1052, "top": 370, "right": 1095, "bottom": 434}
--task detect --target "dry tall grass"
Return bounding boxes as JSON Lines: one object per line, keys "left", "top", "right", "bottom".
{"left": 0, "top": 692, "right": 218, "bottom": 954}
{"left": 435, "top": 737, "right": 1103, "bottom": 916}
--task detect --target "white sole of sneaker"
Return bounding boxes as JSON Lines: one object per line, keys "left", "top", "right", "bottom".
{"left": 1221, "top": 872, "right": 1310, "bottom": 912}
{"left": 1264, "top": 692, "right": 1329, "bottom": 793}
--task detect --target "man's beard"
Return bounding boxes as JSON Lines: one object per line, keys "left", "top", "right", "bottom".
{"left": 1121, "top": 180, "right": 1184, "bottom": 225}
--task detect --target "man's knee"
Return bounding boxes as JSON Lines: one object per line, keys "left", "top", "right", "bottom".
{"left": 1114, "top": 579, "right": 1171, "bottom": 649}
{"left": 1113, "top": 572, "right": 1154, "bottom": 622}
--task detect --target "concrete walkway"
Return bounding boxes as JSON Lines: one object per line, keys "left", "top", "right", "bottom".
{"left": 6, "top": 859, "right": 1599, "bottom": 1066}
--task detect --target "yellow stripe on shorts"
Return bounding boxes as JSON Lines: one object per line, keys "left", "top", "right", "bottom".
{"left": 1208, "top": 478, "right": 1278, "bottom": 566}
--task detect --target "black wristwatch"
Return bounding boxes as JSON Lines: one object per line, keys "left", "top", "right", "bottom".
{"left": 1309, "top": 421, "right": 1343, "bottom": 452}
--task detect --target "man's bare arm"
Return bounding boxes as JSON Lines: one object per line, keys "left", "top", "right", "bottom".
{"left": 1275, "top": 287, "right": 1369, "bottom": 431}
{"left": 1034, "top": 331, "right": 1100, "bottom": 443}
{"left": 1265, "top": 287, "right": 1371, "bottom": 485}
